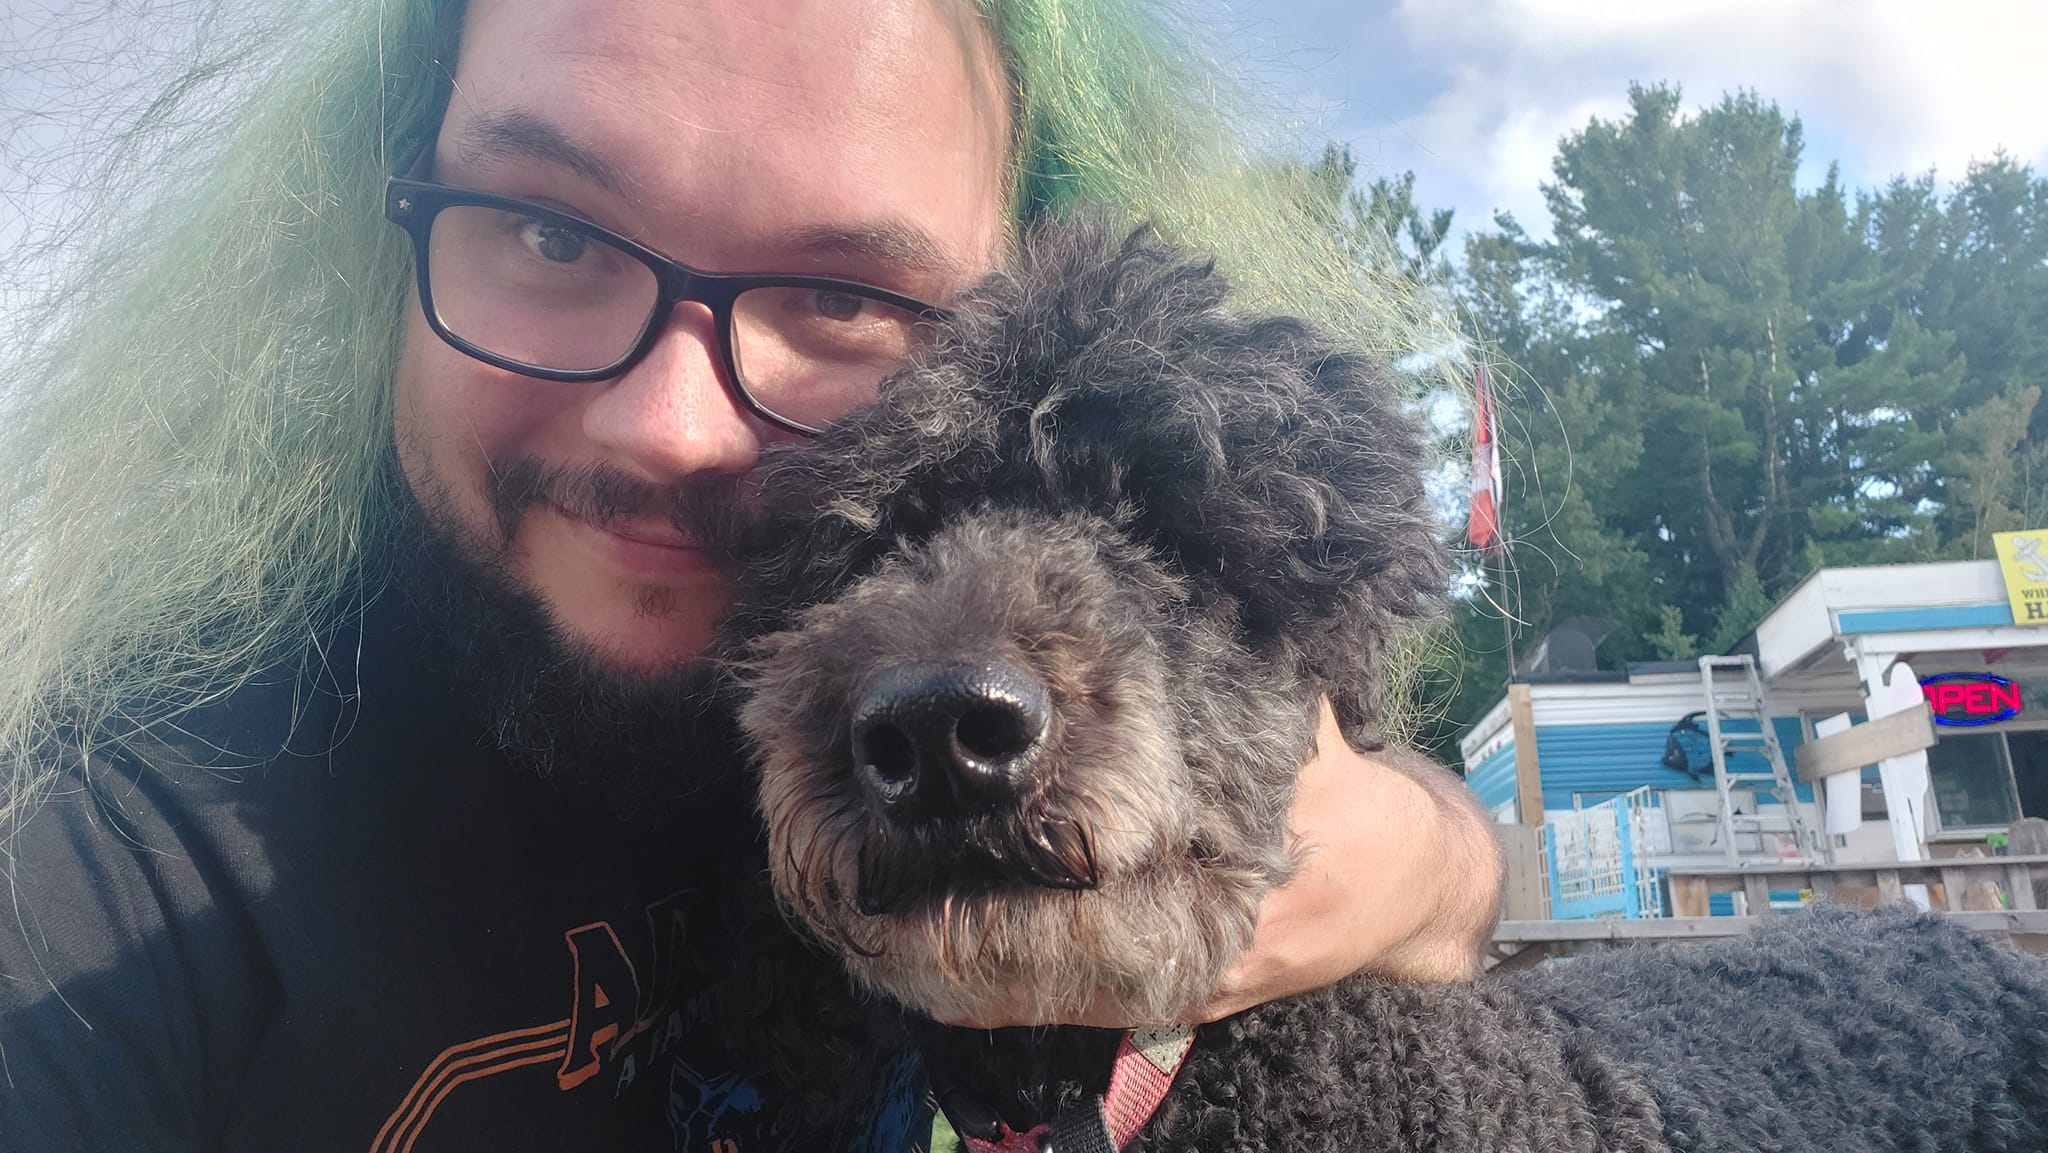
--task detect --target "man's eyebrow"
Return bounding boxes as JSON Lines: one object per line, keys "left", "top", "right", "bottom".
{"left": 777, "top": 222, "right": 970, "bottom": 280}
{"left": 454, "top": 110, "right": 627, "bottom": 196}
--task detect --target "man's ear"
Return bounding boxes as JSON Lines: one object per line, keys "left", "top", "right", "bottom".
{"left": 738, "top": 215, "right": 1449, "bottom": 721}
{"left": 1102, "top": 319, "right": 1446, "bottom": 701}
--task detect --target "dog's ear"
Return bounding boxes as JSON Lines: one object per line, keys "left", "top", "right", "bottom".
{"left": 736, "top": 216, "right": 1448, "bottom": 728}
{"left": 1000, "top": 219, "right": 1451, "bottom": 727}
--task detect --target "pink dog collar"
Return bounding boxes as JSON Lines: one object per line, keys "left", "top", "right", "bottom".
{"left": 960, "top": 1024, "right": 1195, "bottom": 1153}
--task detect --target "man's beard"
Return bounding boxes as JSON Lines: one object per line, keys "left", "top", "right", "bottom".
{"left": 378, "top": 453, "right": 761, "bottom": 820}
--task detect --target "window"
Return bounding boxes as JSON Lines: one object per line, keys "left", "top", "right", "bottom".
{"left": 2007, "top": 731, "right": 2048, "bottom": 819}
{"left": 1925, "top": 733, "right": 2022, "bottom": 829}
{"left": 1860, "top": 764, "right": 1889, "bottom": 820}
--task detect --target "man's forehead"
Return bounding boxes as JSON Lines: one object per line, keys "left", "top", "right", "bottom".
{"left": 454, "top": 0, "right": 999, "bottom": 118}
{"left": 448, "top": 106, "right": 978, "bottom": 279}
{"left": 446, "top": 0, "right": 1010, "bottom": 276}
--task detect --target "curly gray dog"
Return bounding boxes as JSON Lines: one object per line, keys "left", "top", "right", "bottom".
{"left": 729, "top": 219, "right": 2048, "bottom": 1152}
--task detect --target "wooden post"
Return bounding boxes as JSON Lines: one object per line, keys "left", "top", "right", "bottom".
{"left": 2008, "top": 863, "right": 2040, "bottom": 911}
{"left": 1492, "top": 824, "right": 1550, "bottom": 920}
{"left": 1671, "top": 875, "right": 1711, "bottom": 918}
{"left": 1743, "top": 874, "right": 1773, "bottom": 916}
{"left": 1510, "top": 682, "right": 1543, "bottom": 826}
{"left": 1939, "top": 867, "right": 1969, "bottom": 912}
{"left": 1877, "top": 869, "right": 1905, "bottom": 905}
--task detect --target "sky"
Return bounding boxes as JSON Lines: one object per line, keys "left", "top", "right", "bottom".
{"left": 5, "top": 0, "right": 2048, "bottom": 286}
{"left": 1186, "top": 0, "right": 2048, "bottom": 242}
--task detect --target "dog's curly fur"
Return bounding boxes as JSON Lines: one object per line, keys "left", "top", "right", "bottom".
{"left": 726, "top": 219, "right": 2048, "bottom": 1151}
{"left": 1142, "top": 905, "right": 2048, "bottom": 1153}
{"left": 734, "top": 218, "right": 1445, "bottom": 1025}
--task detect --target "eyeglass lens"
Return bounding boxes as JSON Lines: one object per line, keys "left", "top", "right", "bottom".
{"left": 424, "top": 203, "right": 928, "bottom": 428}
{"left": 428, "top": 204, "right": 660, "bottom": 373}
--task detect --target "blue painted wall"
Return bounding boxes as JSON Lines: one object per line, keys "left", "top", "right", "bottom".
{"left": 1709, "top": 891, "right": 1806, "bottom": 916}
{"left": 1465, "top": 741, "right": 1519, "bottom": 812}
{"left": 1837, "top": 603, "right": 2012, "bottom": 633}
{"left": 1528, "top": 717, "right": 1811, "bottom": 810}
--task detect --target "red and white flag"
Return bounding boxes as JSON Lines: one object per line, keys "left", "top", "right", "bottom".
{"left": 1467, "top": 364, "right": 1503, "bottom": 551}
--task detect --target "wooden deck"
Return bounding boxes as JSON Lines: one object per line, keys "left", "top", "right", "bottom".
{"left": 1489, "top": 909, "right": 2048, "bottom": 970}
{"left": 1486, "top": 853, "right": 2048, "bottom": 971}
{"left": 1662, "top": 853, "right": 2047, "bottom": 918}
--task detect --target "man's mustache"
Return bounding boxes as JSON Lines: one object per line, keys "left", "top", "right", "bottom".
{"left": 485, "top": 459, "right": 764, "bottom": 555}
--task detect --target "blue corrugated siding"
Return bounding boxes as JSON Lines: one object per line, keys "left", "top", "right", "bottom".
{"left": 1465, "top": 742, "right": 1518, "bottom": 811}
{"left": 1534, "top": 717, "right": 1811, "bottom": 810}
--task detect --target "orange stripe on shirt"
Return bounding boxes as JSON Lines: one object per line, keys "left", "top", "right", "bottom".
{"left": 370, "top": 1021, "right": 570, "bottom": 1153}
{"left": 394, "top": 1043, "right": 571, "bottom": 1153}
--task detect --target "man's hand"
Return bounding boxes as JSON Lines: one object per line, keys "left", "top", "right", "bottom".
{"left": 1193, "top": 699, "right": 1504, "bottom": 1021}
{"left": 947, "top": 698, "right": 1504, "bottom": 1029}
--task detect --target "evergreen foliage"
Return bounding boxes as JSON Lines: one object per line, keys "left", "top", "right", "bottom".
{"left": 1411, "top": 83, "right": 2048, "bottom": 765}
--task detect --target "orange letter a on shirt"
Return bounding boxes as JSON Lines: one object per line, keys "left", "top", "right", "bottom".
{"left": 557, "top": 922, "right": 642, "bottom": 1090}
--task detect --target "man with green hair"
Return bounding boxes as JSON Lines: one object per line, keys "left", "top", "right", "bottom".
{"left": 0, "top": 0, "right": 1501, "bottom": 1149}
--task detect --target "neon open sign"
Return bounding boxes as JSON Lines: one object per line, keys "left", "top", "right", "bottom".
{"left": 1919, "top": 672, "right": 2023, "bottom": 727}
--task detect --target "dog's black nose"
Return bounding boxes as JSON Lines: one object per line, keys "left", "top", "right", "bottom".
{"left": 851, "top": 662, "right": 1050, "bottom": 818}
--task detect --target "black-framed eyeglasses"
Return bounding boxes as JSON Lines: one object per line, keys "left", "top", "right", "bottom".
{"left": 383, "top": 152, "right": 950, "bottom": 436}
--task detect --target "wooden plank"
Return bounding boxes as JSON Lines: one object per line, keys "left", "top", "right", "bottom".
{"left": 1877, "top": 869, "right": 1905, "bottom": 904}
{"left": 1956, "top": 909, "right": 2048, "bottom": 934}
{"left": 1492, "top": 824, "right": 1550, "bottom": 921}
{"left": 1663, "top": 857, "right": 2048, "bottom": 914}
{"left": 1967, "top": 880, "right": 2008, "bottom": 911}
{"left": 1939, "top": 867, "right": 1970, "bottom": 912}
{"left": 1493, "top": 909, "right": 2048, "bottom": 944}
{"left": 2011, "top": 818, "right": 2048, "bottom": 856}
{"left": 1742, "top": 874, "right": 1773, "bottom": 915}
{"left": 1670, "top": 875, "right": 1711, "bottom": 918}
{"left": 2009, "top": 863, "right": 2040, "bottom": 911}
{"left": 1669, "top": 854, "right": 2048, "bottom": 876}
{"left": 1509, "top": 683, "right": 1543, "bottom": 826}
{"left": 1493, "top": 917, "right": 1756, "bottom": 942}
{"left": 1793, "top": 702, "right": 1936, "bottom": 783}
{"left": 1486, "top": 941, "right": 1557, "bottom": 973}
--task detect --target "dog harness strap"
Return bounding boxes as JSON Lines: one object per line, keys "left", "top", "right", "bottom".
{"left": 961, "top": 1124, "right": 1048, "bottom": 1153}
{"left": 1101, "top": 1024, "right": 1194, "bottom": 1148}
{"left": 957, "top": 1024, "right": 1194, "bottom": 1153}
{"left": 1046, "top": 1098, "right": 1116, "bottom": 1153}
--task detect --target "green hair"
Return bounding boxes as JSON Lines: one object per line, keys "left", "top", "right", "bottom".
{"left": 0, "top": 0, "right": 1454, "bottom": 818}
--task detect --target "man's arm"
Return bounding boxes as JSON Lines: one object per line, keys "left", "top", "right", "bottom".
{"left": 1195, "top": 699, "right": 1503, "bottom": 1020}
{"left": 1331, "top": 739, "right": 1506, "bottom": 980}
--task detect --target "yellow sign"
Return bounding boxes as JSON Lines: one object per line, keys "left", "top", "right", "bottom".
{"left": 1993, "top": 530, "right": 2048, "bottom": 625}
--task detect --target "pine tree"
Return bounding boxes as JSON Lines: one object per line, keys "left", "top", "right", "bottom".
{"left": 1415, "top": 86, "right": 2048, "bottom": 763}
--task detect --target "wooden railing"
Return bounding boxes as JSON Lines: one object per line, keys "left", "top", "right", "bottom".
{"left": 1663, "top": 853, "right": 2046, "bottom": 917}
{"left": 1484, "top": 854, "right": 2048, "bottom": 972}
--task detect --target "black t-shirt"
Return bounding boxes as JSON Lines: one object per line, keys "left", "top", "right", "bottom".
{"left": 0, "top": 607, "right": 928, "bottom": 1153}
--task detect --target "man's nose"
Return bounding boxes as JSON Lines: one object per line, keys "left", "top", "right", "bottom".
{"left": 580, "top": 302, "right": 767, "bottom": 480}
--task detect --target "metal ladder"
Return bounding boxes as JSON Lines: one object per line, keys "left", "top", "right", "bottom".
{"left": 1697, "top": 654, "right": 1815, "bottom": 869}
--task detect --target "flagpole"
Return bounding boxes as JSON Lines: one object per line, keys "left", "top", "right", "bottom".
{"left": 1469, "top": 362, "right": 1515, "bottom": 683}
{"left": 1495, "top": 536, "right": 1517, "bottom": 683}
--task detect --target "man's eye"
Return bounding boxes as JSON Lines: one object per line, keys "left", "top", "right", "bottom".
{"left": 813, "top": 290, "right": 867, "bottom": 322}
{"left": 519, "top": 220, "right": 589, "bottom": 264}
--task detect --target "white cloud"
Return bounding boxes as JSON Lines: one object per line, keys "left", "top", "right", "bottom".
{"left": 1364, "top": 0, "right": 2048, "bottom": 238}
